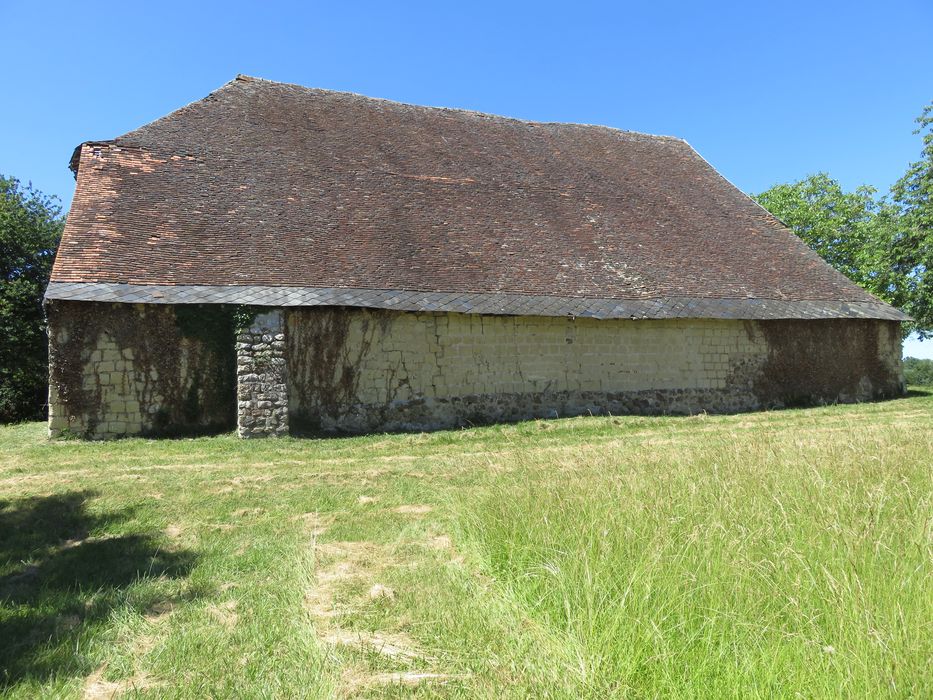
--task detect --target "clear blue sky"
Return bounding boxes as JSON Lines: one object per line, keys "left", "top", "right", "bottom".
{"left": 4, "top": 0, "right": 932, "bottom": 356}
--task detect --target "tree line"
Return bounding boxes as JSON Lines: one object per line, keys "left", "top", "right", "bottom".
{"left": 903, "top": 357, "right": 933, "bottom": 386}
{"left": 1, "top": 102, "right": 932, "bottom": 422}
{"left": 1, "top": 176, "right": 63, "bottom": 422}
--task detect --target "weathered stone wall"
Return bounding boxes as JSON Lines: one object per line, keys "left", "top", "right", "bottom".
{"left": 286, "top": 308, "right": 904, "bottom": 434}
{"left": 47, "top": 302, "right": 904, "bottom": 439}
{"left": 47, "top": 301, "right": 235, "bottom": 438}
{"left": 236, "top": 311, "right": 289, "bottom": 438}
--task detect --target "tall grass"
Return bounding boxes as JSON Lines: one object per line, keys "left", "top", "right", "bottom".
{"left": 458, "top": 422, "right": 932, "bottom": 697}
{"left": 2, "top": 397, "right": 930, "bottom": 697}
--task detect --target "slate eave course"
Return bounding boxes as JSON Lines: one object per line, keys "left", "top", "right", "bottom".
{"left": 44, "top": 282, "right": 911, "bottom": 322}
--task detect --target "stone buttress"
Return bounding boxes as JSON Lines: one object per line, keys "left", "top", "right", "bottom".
{"left": 236, "top": 310, "right": 289, "bottom": 437}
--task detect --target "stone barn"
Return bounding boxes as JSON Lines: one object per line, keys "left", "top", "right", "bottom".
{"left": 45, "top": 75, "right": 907, "bottom": 439}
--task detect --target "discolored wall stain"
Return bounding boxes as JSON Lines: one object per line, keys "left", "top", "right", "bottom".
{"left": 752, "top": 319, "right": 903, "bottom": 407}
{"left": 47, "top": 301, "right": 236, "bottom": 438}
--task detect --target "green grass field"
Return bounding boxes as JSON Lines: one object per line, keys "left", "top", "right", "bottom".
{"left": 1, "top": 392, "right": 931, "bottom": 698}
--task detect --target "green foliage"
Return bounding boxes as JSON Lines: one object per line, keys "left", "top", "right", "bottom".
{"left": 755, "top": 173, "right": 889, "bottom": 292}
{"left": 0, "top": 175, "right": 63, "bottom": 422}
{"left": 755, "top": 102, "right": 933, "bottom": 339}
{"left": 903, "top": 356, "right": 933, "bottom": 386}
{"left": 231, "top": 305, "right": 263, "bottom": 333}
{"left": 888, "top": 103, "right": 933, "bottom": 338}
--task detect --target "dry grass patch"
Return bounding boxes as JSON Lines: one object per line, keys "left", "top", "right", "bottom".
{"left": 306, "top": 528, "right": 454, "bottom": 695}
{"left": 392, "top": 504, "right": 433, "bottom": 515}
{"left": 341, "top": 670, "right": 468, "bottom": 694}
{"left": 206, "top": 600, "right": 239, "bottom": 631}
{"left": 82, "top": 665, "right": 157, "bottom": 699}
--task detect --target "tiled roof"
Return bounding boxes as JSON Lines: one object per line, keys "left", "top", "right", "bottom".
{"left": 48, "top": 76, "right": 908, "bottom": 321}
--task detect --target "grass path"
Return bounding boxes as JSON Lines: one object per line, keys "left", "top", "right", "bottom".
{"left": 1, "top": 392, "right": 931, "bottom": 697}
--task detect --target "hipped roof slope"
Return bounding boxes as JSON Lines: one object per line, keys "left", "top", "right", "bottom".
{"left": 47, "top": 76, "right": 906, "bottom": 321}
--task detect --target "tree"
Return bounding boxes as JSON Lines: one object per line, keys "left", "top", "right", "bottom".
{"left": 0, "top": 175, "right": 63, "bottom": 422}
{"left": 888, "top": 102, "right": 933, "bottom": 338}
{"left": 754, "top": 99, "right": 933, "bottom": 340}
{"left": 903, "top": 357, "right": 933, "bottom": 386}
{"left": 754, "top": 173, "right": 892, "bottom": 299}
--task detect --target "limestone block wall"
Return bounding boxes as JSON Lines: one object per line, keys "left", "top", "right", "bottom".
{"left": 285, "top": 308, "right": 904, "bottom": 434}
{"left": 47, "top": 301, "right": 236, "bottom": 438}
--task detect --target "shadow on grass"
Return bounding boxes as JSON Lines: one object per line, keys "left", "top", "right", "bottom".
{"left": 0, "top": 491, "right": 197, "bottom": 690}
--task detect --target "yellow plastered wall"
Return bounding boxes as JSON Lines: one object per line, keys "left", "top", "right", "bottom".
{"left": 288, "top": 310, "right": 769, "bottom": 412}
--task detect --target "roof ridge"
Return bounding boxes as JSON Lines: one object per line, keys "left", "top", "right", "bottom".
{"left": 113, "top": 74, "right": 686, "bottom": 149}
{"left": 224, "top": 73, "right": 688, "bottom": 143}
